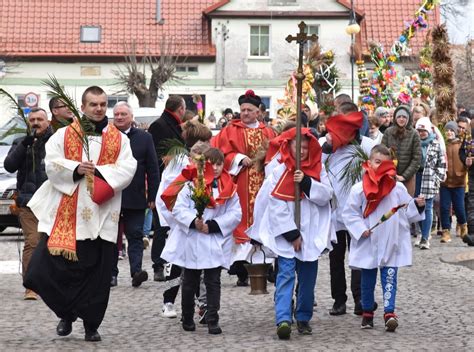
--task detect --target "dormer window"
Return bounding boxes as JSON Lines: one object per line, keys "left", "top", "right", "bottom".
{"left": 80, "top": 26, "right": 101, "bottom": 43}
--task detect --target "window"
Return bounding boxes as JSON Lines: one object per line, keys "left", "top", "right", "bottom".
{"left": 80, "top": 26, "right": 101, "bottom": 43}
{"left": 107, "top": 95, "right": 128, "bottom": 108}
{"left": 16, "top": 94, "right": 26, "bottom": 108}
{"left": 250, "top": 25, "right": 270, "bottom": 57}
{"left": 181, "top": 94, "right": 206, "bottom": 116}
{"left": 304, "top": 25, "right": 319, "bottom": 54}
{"left": 176, "top": 65, "right": 199, "bottom": 73}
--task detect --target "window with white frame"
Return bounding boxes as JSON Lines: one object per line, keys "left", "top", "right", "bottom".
{"left": 176, "top": 65, "right": 199, "bottom": 73}
{"left": 304, "top": 25, "right": 320, "bottom": 54}
{"left": 250, "top": 25, "right": 270, "bottom": 57}
{"left": 80, "top": 26, "right": 101, "bottom": 43}
{"left": 107, "top": 95, "right": 128, "bottom": 108}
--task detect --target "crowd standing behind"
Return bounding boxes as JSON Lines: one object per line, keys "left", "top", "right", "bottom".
{"left": 6, "top": 86, "right": 474, "bottom": 343}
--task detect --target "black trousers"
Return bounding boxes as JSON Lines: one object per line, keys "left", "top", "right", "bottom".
{"left": 24, "top": 233, "right": 114, "bottom": 331}
{"left": 329, "top": 230, "right": 361, "bottom": 306}
{"left": 163, "top": 263, "right": 182, "bottom": 304}
{"left": 229, "top": 260, "right": 248, "bottom": 282}
{"left": 181, "top": 267, "right": 221, "bottom": 324}
{"left": 151, "top": 208, "right": 169, "bottom": 271}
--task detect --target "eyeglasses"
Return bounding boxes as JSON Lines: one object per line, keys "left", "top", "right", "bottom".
{"left": 54, "top": 105, "right": 67, "bottom": 109}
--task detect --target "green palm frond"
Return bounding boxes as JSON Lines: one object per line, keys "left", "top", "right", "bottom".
{"left": 334, "top": 142, "right": 369, "bottom": 194}
{"left": 0, "top": 88, "right": 31, "bottom": 135}
{"left": 159, "top": 138, "right": 189, "bottom": 167}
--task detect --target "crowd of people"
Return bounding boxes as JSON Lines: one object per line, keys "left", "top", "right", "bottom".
{"left": 6, "top": 85, "right": 473, "bottom": 342}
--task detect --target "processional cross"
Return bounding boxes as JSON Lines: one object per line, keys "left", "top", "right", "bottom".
{"left": 285, "top": 21, "right": 318, "bottom": 229}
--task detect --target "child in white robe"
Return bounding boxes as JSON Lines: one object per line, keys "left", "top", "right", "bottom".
{"left": 254, "top": 128, "right": 334, "bottom": 340}
{"left": 161, "top": 148, "right": 241, "bottom": 335}
{"left": 343, "top": 144, "right": 425, "bottom": 332}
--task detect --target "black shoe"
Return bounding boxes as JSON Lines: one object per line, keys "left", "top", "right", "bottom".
{"left": 56, "top": 319, "right": 72, "bottom": 336}
{"left": 276, "top": 321, "right": 291, "bottom": 340}
{"left": 208, "top": 322, "right": 222, "bottom": 334}
{"left": 182, "top": 320, "right": 196, "bottom": 332}
{"left": 354, "top": 302, "right": 378, "bottom": 315}
{"left": 329, "top": 303, "right": 346, "bottom": 316}
{"left": 154, "top": 268, "right": 166, "bottom": 282}
{"left": 132, "top": 270, "right": 148, "bottom": 287}
{"left": 296, "top": 321, "right": 312, "bottom": 335}
{"left": 110, "top": 276, "right": 117, "bottom": 287}
{"left": 267, "top": 266, "right": 276, "bottom": 283}
{"left": 463, "top": 234, "right": 474, "bottom": 246}
{"left": 361, "top": 313, "right": 374, "bottom": 329}
{"left": 84, "top": 330, "right": 101, "bottom": 342}
{"left": 236, "top": 278, "right": 248, "bottom": 287}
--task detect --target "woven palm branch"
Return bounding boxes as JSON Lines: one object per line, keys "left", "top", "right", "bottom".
{"left": 0, "top": 88, "right": 31, "bottom": 135}
{"left": 159, "top": 138, "right": 189, "bottom": 168}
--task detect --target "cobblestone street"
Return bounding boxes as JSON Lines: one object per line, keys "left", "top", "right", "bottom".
{"left": 0, "top": 229, "right": 473, "bottom": 351}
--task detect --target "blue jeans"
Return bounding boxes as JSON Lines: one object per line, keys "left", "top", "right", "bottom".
{"left": 143, "top": 208, "right": 153, "bottom": 236}
{"left": 439, "top": 186, "right": 467, "bottom": 229}
{"left": 275, "top": 256, "right": 318, "bottom": 325}
{"left": 361, "top": 267, "right": 398, "bottom": 313}
{"left": 415, "top": 173, "right": 434, "bottom": 240}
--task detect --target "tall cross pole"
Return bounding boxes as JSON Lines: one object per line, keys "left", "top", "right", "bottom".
{"left": 286, "top": 21, "right": 318, "bottom": 229}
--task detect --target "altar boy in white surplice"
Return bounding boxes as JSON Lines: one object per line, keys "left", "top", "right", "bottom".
{"left": 343, "top": 144, "right": 425, "bottom": 332}
{"left": 253, "top": 128, "right": 335, "bottom": 340}
{"left": 161, "top": 148, "right": 241, "bottom": 335}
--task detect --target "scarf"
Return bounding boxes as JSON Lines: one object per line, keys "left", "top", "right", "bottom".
{"left": 161, "top": 161, "right": 237, "bottom": 211}
{"left": 362, "top": 160, "right": 397, "bottom": 218}
{"left": 271, "top": 128, "right": 322, "bottom": 201}
{"left": 420, "top": 133, "right": 435, "bottom": 168}
{"left": 325, "top": 111, "right": 363, "bottom": 152}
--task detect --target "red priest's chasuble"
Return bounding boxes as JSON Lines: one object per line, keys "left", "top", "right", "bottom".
{"left": 212, "top": 120, "right": 275, "bottom": 244}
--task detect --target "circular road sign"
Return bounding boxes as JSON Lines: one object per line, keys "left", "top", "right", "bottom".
{"left": 24, "top": 92, "right": 39, "bottom": 107}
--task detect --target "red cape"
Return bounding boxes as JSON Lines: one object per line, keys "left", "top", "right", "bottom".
{"left": 362, "top": 160, "right": 397, "bottom": 218}
{"left": 326, "top": 111, "right": 363, "bottom": 151}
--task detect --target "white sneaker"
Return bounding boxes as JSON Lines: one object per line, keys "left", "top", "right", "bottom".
{"left": 143, "top": 237, "right": 150, "bottom": 249}
{"left": 414, "top": 235, "right": 421, "bottom": 247}
{"left": 162, "top": 303, "right": 177, "bottom": 318}
{"left": 419, "top": 239, "right": 430, "bottom": 250}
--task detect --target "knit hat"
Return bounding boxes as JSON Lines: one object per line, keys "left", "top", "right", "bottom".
{"left": 375, "top": 106, "right": 389, "bottom": 118}
{"left": 238, "top": 90, "right": 261, "bottom": 108}
{"left": 415, "top": 117, "right": 433, "bottom": 132}
{"left": 444, "top": 121, "right": 458, "bottom": 135}
{"left": 223, "top": 108, "right": 233, "bottom": 116}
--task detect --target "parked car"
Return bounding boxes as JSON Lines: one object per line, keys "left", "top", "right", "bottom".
{"left": 0, "top": 115, "right": 26, "bottom": 232}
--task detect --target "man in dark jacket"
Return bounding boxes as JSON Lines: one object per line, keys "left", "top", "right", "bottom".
{"left": 4, "top": 107, "right": 52, "bottom": 300}
{"left": 112, "top": 102, "right": 160, "bottom": 287}
{"left": 147, "top": 95, "right": 186, "bottom": 281}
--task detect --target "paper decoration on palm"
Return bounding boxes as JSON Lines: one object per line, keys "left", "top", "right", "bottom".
{"left": 277, "top": 43, "right": 340, "bottom": 118}
{"left": 396, "top": 35, "right": 434, "bottom": 106}
{"left": 369, "top": 204, "right": 408, "bottom": 232}
{"left": 431, "top": 24, "right": 456, "bottom": 123}
{"left": 358, "top": 0, "right": 439, "bottom": 111}
{"left": 192, "top": 94, "right": 205, "bottom": 124}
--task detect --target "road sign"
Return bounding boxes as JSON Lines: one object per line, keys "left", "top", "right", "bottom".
{"left": 24, "top": 92, "right": 39, "bottom": 107}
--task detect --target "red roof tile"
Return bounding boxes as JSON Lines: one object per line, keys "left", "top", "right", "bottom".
{"left": 0, "top": 0, "right": 219, "bottom": 58}
{"left": 357, "top": 0, "right": 440, "bottom": 55}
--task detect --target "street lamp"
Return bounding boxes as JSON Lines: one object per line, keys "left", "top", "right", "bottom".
{"left": 346, "top": 0, "right": 360, "bottom": 101}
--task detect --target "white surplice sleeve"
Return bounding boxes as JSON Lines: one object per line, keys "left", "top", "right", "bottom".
{"left": 44, "top": 128, "right": 81, "bottom": 196}
{"left": 342, "top": 183, "right": 369, "bottom": 241}
{"left": 212, "top": 193, "right": 242, "bottom": 237}
{"left": 172, "top": 184, "right": 198, "bottom": 230}
{"left": 307, "top": 165, "right": 334, "bottom": 206}
{"left": 95, "top": 135, "right": 137, "bottom": 192}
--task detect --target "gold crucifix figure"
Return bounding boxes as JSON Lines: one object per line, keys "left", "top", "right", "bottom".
{"left": 285, "top": 21, "right": 318, "bottom": 229}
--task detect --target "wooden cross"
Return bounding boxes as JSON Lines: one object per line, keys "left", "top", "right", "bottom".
{"left": 286, "top": 21, "right": 318, "bottom": 230}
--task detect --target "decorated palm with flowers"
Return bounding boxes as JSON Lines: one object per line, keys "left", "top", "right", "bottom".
{"left": 189, "top": 154, "right": 211, "bottom": 219}
{"left": 369, "top": 204, "right": 408, "bottom": 232}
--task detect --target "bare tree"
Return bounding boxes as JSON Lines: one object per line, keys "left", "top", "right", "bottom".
{"left": 113, "top": 40, "right": 183, "bottom": 107}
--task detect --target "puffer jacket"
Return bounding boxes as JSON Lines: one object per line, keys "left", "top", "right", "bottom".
{"left": 4, "top": 127, "right": 53, "bottom": 207}
{"left": 381, "top": 105, "right": 422, "bottom": 181}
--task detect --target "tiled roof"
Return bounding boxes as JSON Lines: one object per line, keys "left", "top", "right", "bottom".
{"left": 0, "top": 0, "right": 218, "bottom": 58}
{"left": 357, "top": 0, "right": 440, "bottom": 55}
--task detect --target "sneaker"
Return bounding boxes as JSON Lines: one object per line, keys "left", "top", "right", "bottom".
{"left": 162, "top": 303, "right": 178, "bottom": 318}
{"left": 143, "top": 237, "right": 150, "bottom": 249}
{"left": 276, "top": 321, "right": 291, "bottom": 340}
{"left": 361, "top": 313, "right": 374, "bottom": 329}
{"left": 384, "top": 313, "right": 398, "bottom": 332}
{"left": 296, "top": 321, "right": 312, "bottom": 335}
{"left": 24, "top": 289, "right": 38, "bottom": 300}
{"left": 118, "top": 250, "right": 124, "bottom": 260}
{"left": 419, "top": 239, "right": 430, "bottom": 250}
{"left": 414, "top": 235, "right": 421, "bottom": 247}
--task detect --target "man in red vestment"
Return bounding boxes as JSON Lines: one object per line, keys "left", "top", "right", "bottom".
{"left": 212, "top": 90, "right": 275, "bottom": 285}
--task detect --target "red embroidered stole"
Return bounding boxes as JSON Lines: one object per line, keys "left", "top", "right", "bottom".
{"left": 47, "top": 122, "right": 121, "bottom": 261}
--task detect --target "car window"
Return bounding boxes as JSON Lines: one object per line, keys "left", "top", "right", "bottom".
{"left": 0, "top": 116, "right": 27, "bottom": 146}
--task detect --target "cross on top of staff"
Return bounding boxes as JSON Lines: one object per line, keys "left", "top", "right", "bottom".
{"left": 285, "top": 21, "right": 318, "bottom": 45}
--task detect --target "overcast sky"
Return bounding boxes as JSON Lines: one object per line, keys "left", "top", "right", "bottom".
{"left": 442, "top": 0, "right": 474, "bottom": 44}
